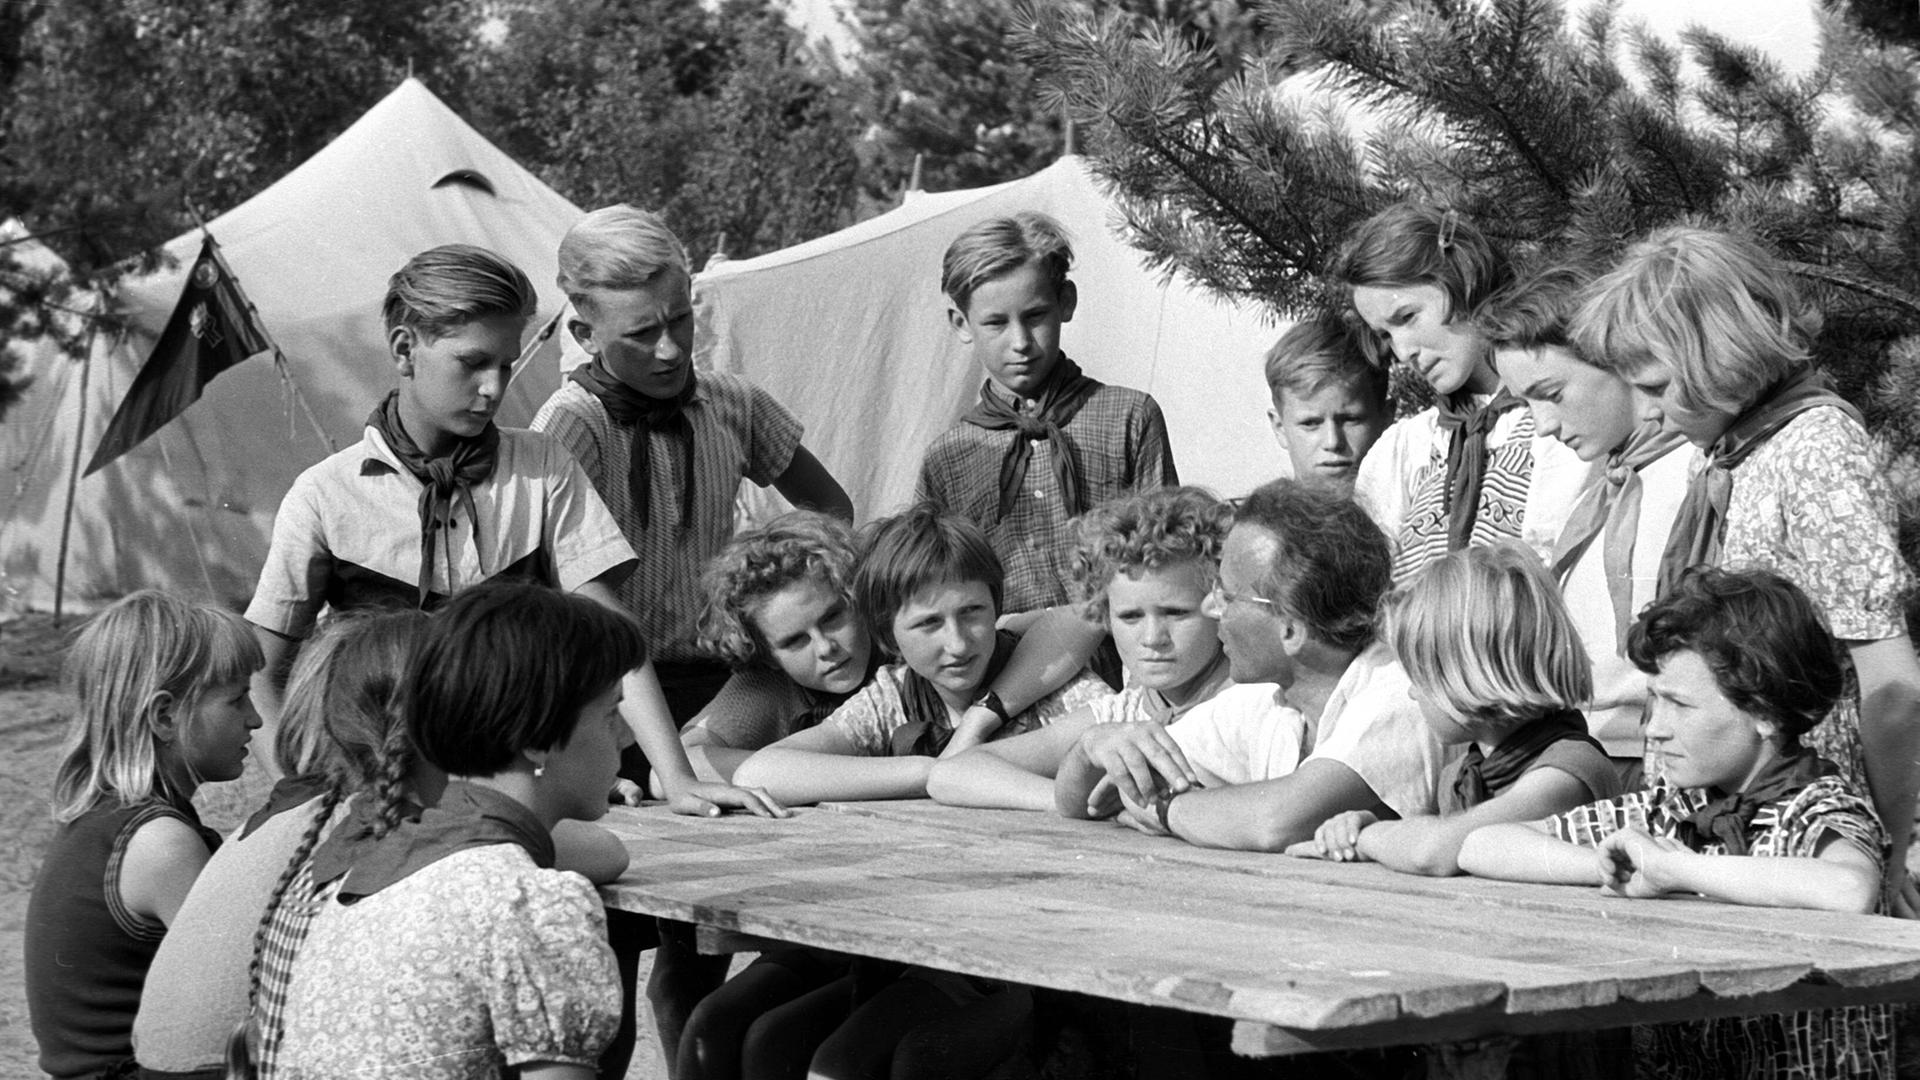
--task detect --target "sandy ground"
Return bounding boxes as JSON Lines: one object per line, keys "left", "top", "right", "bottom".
{"left": 0, "top": 615, "right": 683, "bottom": 1079}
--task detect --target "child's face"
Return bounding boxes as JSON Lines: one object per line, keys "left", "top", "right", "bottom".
{"left": 1269, "top": 379, "right": 1388, "bottom": 487}
{"left": 571, "top": 272, "right": 696, "bottom": 401}
{"left": 179, "top": 678, "right": 261, "bottom": 784}
{"left": 890, "top": 579, "right": 998, "bottom": 710}
{"left": 1351, "top": 283, "right": 1493, "bottom": 398}
{"left": 751, "top": 575, "right": 872, "bottom": 696}
{"left": 1495, "top": 344, "right": 1637, "bottom": 462}
{"left": 540, "top": 682, "right": 627, "bottom": 823}
{"left": 1106, "top": 559, "right": 1221, "bottom": 698}
{"left": 1624, "top": 363, "right": 1735, "bottom": 448}
{"left": 948, "top": 262, "right": 1076, "bottom": 398}
{"left": 392, "top": 314, "right": 526, "bottom": 450}
{"left": 1644, "top": 649, "right": 1771, "bottom": 791}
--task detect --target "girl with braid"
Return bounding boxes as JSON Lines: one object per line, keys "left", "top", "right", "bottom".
{"left": 24, "top": 592, "right": 263, "bottom": 1080}
{"left": 232, "top": 582, "right": 645, "bottom": 1079}
{"left": 1338, "top": 204, "right": 1585, "bottom": 584}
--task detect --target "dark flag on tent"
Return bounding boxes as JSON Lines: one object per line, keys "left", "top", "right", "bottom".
{"left": 85, "top": 235, "right": 273, "bottom": 475}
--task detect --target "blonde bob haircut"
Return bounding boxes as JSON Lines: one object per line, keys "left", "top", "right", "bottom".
{"left": 557, "top": 204, "right": 690, "bottom": 314}
{"left": 696, "top": 511, "right": 862, "bottom": 670}
{"left": 1067, "top": 486, "right": 1233, "bottom": 623}
{"left": 1382, "top": 542, "right": 1591, "bottom": 732}
{"left": 51, "top": 591, "right": 263, "bottom": 822}
{"left": 1572, "top": 226, "right": 1822, "bottom": 417}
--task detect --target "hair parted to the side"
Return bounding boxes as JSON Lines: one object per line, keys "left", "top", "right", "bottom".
{"left": 1068, "top": 487, "right": 1233, "bottom": 623}
{"left": 51, "top": 591, "right": 262, "bottom": 823}
{"left": 400, "top": 583, "right": 646, "bottom": 784}
{"left": 1328, "top": 203, "right": 1514, "bottom": 324}
{"left": 1383, "top": 542, "right": 1593, "bottom": 732}
{"left": 855, "top": 505, "right": 1004, "bottom": 657}
{"left": 557, "top": 204, "right": 689, "bottom": 315}
{"left": 697, "top": 511, "right": 863, "bottom": 669}
{"left": 1572, "top": 226, "right": 1821, "bottom": 417}
{"left": 273, "top": 610, "right": 426, "bottom": 787}
{"left": 1627, "top": 566, "right": 1843, "bottom": 747}
{"left": 1262, "top": 313, "right": 1390, "bottom": 411}
{"left": 941, "top": 211, "right": 1074, "bottom": 313}
{"left": 381, "top": 244, "right": 536, "bottom": 339}
{"left": 1476, "top": 265, "right": 1594, "bottom": 354}
{"left": 1232, "top": 480, "right": 1391, "bottom": 651}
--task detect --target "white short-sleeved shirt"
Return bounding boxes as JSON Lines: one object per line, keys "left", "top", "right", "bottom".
{"left": 246, "top": 425, "right": 635, "bottom": 638}
{"left": 1354, "top": 405, "right": 1587, "bottom": 583}
{"left": 1162, "top": 683, "right": 1309, "bottom": 786}
{"left": 1558, "top": 442, "right": 1696, "bottom": 755}
{"left": 1304, "top": 642, "right": 1453, "bottom": 818}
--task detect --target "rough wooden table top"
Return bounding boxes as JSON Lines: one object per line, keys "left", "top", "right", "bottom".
{"left": 596, "top": 800, "right": 1920, "bottom": 1057}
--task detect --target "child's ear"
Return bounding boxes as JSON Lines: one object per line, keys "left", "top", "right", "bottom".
{"left": 946, "top": 303, "right": 974, "bottom": 344}
{"left": 521, "top": 746, "right": 550, "bottom": 776}
{"left": 388, "top": 326, "right": 415, "bottom": 377}
{"left": 567, "top": 316, "right": 599, "bottom": 356}
{"left": 145, "top": 691, "right": 179, "bottom": 744}
{"left": 1755, "top": 719, "right": 1781, "bottom": 744}
{"left": 1057, "top": 279, "right": 1078, "bottom": 323}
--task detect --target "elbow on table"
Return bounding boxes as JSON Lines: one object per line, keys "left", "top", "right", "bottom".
{"left": 731, "top": 752, "right": 779, "bottom": 793}
{"left": 1813, "top": 867, "right": 1881, "bottom": 915}
{"left": 1396, "top": 833, "right": 1466, "bottom": 878}
{"left": 925, "top": 758, "right": 965, "bottom": 805}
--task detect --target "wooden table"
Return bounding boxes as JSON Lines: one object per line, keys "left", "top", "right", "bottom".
{"left": 597, "top": 800, "right": 1920, "bottom": 1069}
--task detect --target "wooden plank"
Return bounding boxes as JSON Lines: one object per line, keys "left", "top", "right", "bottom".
{"left": 1234, "top": 975, "right": 1920, "bottom": 1057}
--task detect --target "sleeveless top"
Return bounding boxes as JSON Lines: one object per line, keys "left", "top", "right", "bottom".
{"left": 25, "top": 795, "right": 219, "bottom": 1079}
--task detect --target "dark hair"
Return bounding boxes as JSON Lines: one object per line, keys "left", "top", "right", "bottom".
{"left": 1328, "top": 203, "right": 1514, "bottom": 324}
{"left": 855, "top": 505, "right": 1004, "bottom": 657}
{"left": 1234, "top": 480, "right": 1391, "bottom": 651}
{"left": 405, "top": 583, "right": 648, "bottom": 776}
{"left": 1263, "top": 313, "right": 1389, "bottom": 408}
{"left": 1476, "top": 265, "right": 1593, "bottom": 353}
{"left": 1626, "top": 567, "right": 1844, "bottom": 746}
{"left": 697, "top": 512, "right": 862, "bottom": 669}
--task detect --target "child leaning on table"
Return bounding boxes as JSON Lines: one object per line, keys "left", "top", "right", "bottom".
{"left": 731, "top": 505, "right": 1112, "bottom": 804}
{"left": 1459, "top": 566, "right": 1889, "bottom": 1079}
{"left": 1290, "top": 542, "right": 1619, "bottom": 874}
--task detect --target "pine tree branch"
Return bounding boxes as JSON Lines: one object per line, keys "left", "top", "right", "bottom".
{"left": 1787, "top": 259, "right": 1920, "bottom": 321}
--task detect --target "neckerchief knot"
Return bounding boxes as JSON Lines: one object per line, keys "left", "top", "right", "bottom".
{"left": 569, "top": 359, "right": 699, "bottom": 531}
{"left": 961, "top": 356, "right": 1100, "bottom": 523}
{"left": 367, "top": 391, "right": 498, "bottom": 606}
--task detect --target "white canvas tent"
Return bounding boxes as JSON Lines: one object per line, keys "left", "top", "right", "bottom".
{"left": 1, "top": 79, "right": 582, "bottom": 612}
{"left": 683, "top": 156, "right": 1286, "bottom": 521}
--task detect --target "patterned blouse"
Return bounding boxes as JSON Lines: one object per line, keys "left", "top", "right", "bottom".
{"left": 1546, "top": 776, "right": 1890, "bottom": 1080}
{"left": 823, "top": 663, "right": 1113, "bottom": 756}
{"left": 266, "top": 844, "right": 619, "bottom": 1079}
{"left": 1717, "top": 405, "right": 1914, "bottom": 792}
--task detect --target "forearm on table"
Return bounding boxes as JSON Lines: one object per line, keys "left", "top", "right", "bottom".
{"left": 732, "top": 748, "right": 933, "bottom": 804}
{"left": 1168, "top": 762, "right": 1377, "bottom": 852}
{"left": 928, "top": 751, "right": 1054, "bottom": 812}
{"left": 685, "top": 744, "right": 752, "bottom": 784}
{"left": 1356, "top": 817, "right": 1480, "bottom": 877}
{"left": 1053, "top": 747, "right": 1107, "bottom": 818}
{"left": 1656, "top": 850, "right": 1879, "bottom": 913}
{"left": 1456, "top": 823, "right": 1595, "bottom": 885}
{"left": 551, "top": 821, "right": 631, "bottom": 884}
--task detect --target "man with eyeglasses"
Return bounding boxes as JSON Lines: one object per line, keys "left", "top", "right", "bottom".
{"left": 1063, "top": 479, "right": 1449, "bottom": 850}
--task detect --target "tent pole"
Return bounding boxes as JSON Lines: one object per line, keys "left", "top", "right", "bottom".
{"left": 53, "top": 295, "right": 106, "bottom": 623}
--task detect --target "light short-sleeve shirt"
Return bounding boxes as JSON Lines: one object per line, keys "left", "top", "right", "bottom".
{"left": 245, "top": 425, "right": 636, "bottom": 639}
{"left": 823, "top": 663, "right": 1113, "bottom": 756}
{"left": 532, "top": 372, "right": 803, "bottom": 661}
{"left": 1353, "top": 404, "right": 1586, "bottom": 584}
{"left": 1304, "top": 642, "right": 1453, "bottom": 818}
{"left": 1162, "top": 683, "right": 1310, "bottom": 786}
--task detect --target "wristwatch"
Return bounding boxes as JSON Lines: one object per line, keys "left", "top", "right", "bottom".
{"left": 970, "top": 689, "right": 1011, "bottom": 726}
{"left": 1153, "top": 788, "right": 1184, "bottom": 834}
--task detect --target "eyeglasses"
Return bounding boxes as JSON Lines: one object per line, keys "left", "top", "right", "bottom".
{"left": 1208, "top": 582, "right": 1275, "bottom": 609}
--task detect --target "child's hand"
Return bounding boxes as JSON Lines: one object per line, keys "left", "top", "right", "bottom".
{"left": 608, "top": 779, "right": 645, "bottom": 806}
{"left": 1308, "top": 810, "right": 1378, "bottom": 862}
{"left": 942, "top": 706, "right": 1005, "bottom": 757}
{"left": 1113, "top": 786, "right": 1171, "bottom": 838}
{"left": 1598, "top": 827, "right": 1685, "bottom": 898}
{"left": 1077, "top": 722, "right": 1198, "bottom": 808}
{"left": 668, "top": 781, "right": 789, "bottom": 819}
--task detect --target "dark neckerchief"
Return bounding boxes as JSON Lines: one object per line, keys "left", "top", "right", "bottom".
{"left": 1434, "top": 388, "right": 1525, "bottom": 551}
{"left": 238, "top": 773, "right": 334, "bottom": 840}
{"left": 1452, "top": 708, "right": 1598, "bottom": 809}
{"left": 961, "top": 356, "right": 1101, "bottom": 523}
{"left": 568, "top": 358, "right": 699, "bottom": 531}
{"left": 1677, "top": 746, "right": 1836, "bottom": 856}
{"left": 1656, "top": 369, "right": 1862, "bottom": 600}
{"left": 889, "top": 630, "right": 1020, "bottom": 757}
{"left": 306, "top": 781, "right": 555, "bottom": 902}
{"left": 366, "top": 390, "right": 500, "bottom": 606}
{"left": 1550, "top": 420, "right": 1690, "bottom": 653}
{"left": 1141, "top": 649, "right": 1235, "bottom": 726}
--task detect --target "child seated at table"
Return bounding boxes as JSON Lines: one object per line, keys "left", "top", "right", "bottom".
{"left": 927, "top": 486, "right": 1236, "bottom": 812}
{"left": 1459, "top": 566, "right": 1888, "bottom": 1078}
{"left": 1289, "top": 542, "right": 1619, "bottom": 875}
{"left": 732, "top": 506, "right": 1111, "bottom": 803}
